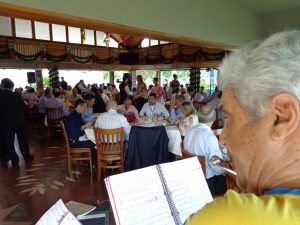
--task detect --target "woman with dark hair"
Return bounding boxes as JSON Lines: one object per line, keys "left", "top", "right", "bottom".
{"left": 119, "top": 75, "right": 132, "bottom": 104}
{"left": 92, "top": 88, "right": 106, "bottom": 113}
{"left": 134, "top": 75, "right": 147, "bottom": 112}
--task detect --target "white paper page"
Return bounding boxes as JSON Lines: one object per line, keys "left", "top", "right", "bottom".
{"left": 36, "top": 199, "right": 81, "bottom": 225}
{"left": 160, "top": 157, "right": 213, "bottom": 224}
{"left": 105, "top": 165, "right": 175, "bottom": 225}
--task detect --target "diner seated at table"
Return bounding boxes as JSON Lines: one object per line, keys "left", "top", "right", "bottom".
{"left": 194, "top": 86, "right": 207, "bottom": 103}
{"left": 184, "top": 105, "right": 226, "bottom": 196}
{"left": 45, "top": 88, "right": 70, "bottom": 117}
{"left": 183, "top": 86, "right": 195, "bottom": 103}
{"left": 117, "top": 97, "right": 139, "bottom": 119}
{"left": 82, "top": 93, "right": 96, "bottom": 123}
{"left": 23, "top": 87, "right": 39, "bottom": 109}
{"left": 139, "top": 93, "right": 170, "bottom": 118}
{"left": 95, "top": 100, "right": 131, "bottom": 141}
{"left": 178, "top": 102, "right": 198, "bottom": 139}
{"left": 170, "top": 94, "right": 185, "bottom": 121}
{"left": 65, "top": 85, "right": 73, "bottom": 99}
{"left": 38, "top": 87, "right": 52, "bottom": 122}
{"left": 65, "top": 99, "right": 96, "bottom": 166}
{"left": 66, "top": 88, "right": 83, "bottom": 105}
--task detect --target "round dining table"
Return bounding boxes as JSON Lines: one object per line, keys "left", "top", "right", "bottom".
{"left": 80, "top": 124, "right": 183, "bottom": 156}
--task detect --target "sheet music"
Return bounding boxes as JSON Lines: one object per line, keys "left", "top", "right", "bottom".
{"left": 160, "top": 157, "right": 213, "bottom": 223}
{"left": 105, "top": 166, "right": 175, "bottom": 225}
{"left": 36, "top": 199, "right": 81, "bottom": 225}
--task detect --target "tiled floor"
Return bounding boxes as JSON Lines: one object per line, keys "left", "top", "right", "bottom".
{"left": 0, "top": 121, "right": 114, "bottom": 224}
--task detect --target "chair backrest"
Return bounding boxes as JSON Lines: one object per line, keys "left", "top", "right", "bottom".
{"left": 45, "top": 107, "right": 64, "bottom": 120}
{"left": 181, "top": 148, "right": 206, "bottom": 176}
{"left": 60, "top": 121, "right": 70, "bottom": 151}
{"left": 93, "top": 127, "right": 124, "bottom": 155}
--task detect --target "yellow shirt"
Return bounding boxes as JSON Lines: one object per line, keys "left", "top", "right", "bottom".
{"left": 185, "top": 190, "right": 300, "bottom": 225}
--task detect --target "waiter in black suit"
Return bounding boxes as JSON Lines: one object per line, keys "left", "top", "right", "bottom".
{"left": 0, "top": 78, "right": 33, "bottom": 165}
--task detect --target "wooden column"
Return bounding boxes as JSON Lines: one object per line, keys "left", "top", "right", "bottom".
{"left": 109, "top": 70, "right": 114, "bottom": 84}
{"left": 131, "top": 70, "right": 136, "bottom": 88}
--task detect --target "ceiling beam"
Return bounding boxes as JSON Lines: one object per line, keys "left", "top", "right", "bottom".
{"left": 0, "top": 59, "right": 220, "bottom": 70}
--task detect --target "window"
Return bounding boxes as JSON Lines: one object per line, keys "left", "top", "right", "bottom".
{"left": 15, "top": 18, "right": 32, "bottom": 38}
{"left": 68, "top": 26, "right": 81, "bottom": 44}
{"left": 150, "top": 39, "right": 159, "bottom": 46}
{"left": 83, "top": 29, "right": 95, "bottom": 45}
{"left": 96, "top": 31, "right": 106, "bottom": 47}
{"left": 141, "top": 38, "right": 149, "bottom": 48}
{"left": 52, "top": 24, "right": 66, "bottom": 42}
{"left": 0, "top": 16, "right": 11, "bottom": 36}
{"left": 200, "top": 69, "right": 218, "bottom": 95}
{"left": 34, "top": 21, "right": 50, "bottom": 40}
{"left": 109, "top": 38, "right": 119, "bottom": 48}
{"left": 160, "top": 40, "right": 169, "bottom": 45}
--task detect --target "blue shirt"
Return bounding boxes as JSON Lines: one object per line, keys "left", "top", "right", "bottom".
{"left": 170, "top": 107, "right": 185, "bottom": 121}
{"left": 265, "top": 187, "right": 300, "bottom": 196}
{"left": 183, "top": 123, "right": 224, "bottom": 179}
{"left": 65, "top": 110, "right": 84, "bottom": 140}
{"left": 82, "top": 107, "right": 95, "bottom": 123}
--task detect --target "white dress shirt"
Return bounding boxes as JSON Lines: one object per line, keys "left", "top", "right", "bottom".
{"left": 139, "top": 102, "right": 170, "bottom": 118}
{"left": 94, "top": 109, "right": 131, "bottom": 140}
{"left": 183, "top": 123, "right": 224, "bottom": 179}
{"left": 117, "top": 104, "right": 139, "bottom": 118}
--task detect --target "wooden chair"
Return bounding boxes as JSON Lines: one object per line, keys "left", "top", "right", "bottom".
{"left": 180, "top": 147, "right": 206, "bottom": 176}
{"left": 93, "top": 127, "right": 124, "bottom": 183}
{"left": 45, "top": 107, "right": 64, "bottom": 137}
{"left": 60, "top": 121, "right": 92, "bottom": 175}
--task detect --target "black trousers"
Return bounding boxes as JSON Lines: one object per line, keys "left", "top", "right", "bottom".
{"left": 206, "top": 175, "right": 227, "bottom": 196}
{"left": 69, "top": 140, "right": 97, "bottom": 166}
{"left": 1, "top": 123, "right": 31, "bottom": 163}
{"left": 0, "top": 128, "right": 7, "bottom": 161}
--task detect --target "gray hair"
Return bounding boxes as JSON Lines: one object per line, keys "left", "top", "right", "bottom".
{"left": 219, "top": 30, "right": 300, "bottom": 122}
{"left": 175, "top": 95, "right": 186, "bottom": 103}
{"left": 106, "top": 100, "right": 117, "bottom": 111}
{"left": 198, "top": 105, "right": 216, "bottom": 123}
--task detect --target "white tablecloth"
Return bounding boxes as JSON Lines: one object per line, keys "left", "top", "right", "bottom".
{"left": 165, "top": 125, "right": 182, "bottom": 156}
{"left": 80, "top": 125, "right": 182, "bottom": 156}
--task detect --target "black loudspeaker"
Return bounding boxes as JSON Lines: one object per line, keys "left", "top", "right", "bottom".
{"left": 27, "top": 72, "right": 36, "bottom": 83}
{"left": 119, "top": 53, "right": 139, "bottom": 65}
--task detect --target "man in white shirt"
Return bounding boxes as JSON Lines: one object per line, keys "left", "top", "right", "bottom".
{"left": 183, "top": 87, "right": 194, "bottom": 103}
{"left": 117, "top": 97, "right": 139, "bottom": 119}
{"left": 95, "top": 100, "right": 131, "bottom": 140}
{"left": 139, "top": 93, "right": 170, "bottom": 118}
{"left": 183, "top": 105, "right": 226, "bottom": 195}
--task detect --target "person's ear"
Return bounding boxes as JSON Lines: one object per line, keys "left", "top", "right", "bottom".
{"left": 270, "top": 93, "right": 300, "bottom": 141}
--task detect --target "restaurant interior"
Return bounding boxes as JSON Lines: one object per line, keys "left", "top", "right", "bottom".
{"left": 0, "top": 1, "right": 300, "bottom": 224}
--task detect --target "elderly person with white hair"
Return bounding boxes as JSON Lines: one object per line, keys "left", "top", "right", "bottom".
{"left": 94, "top": 100, "right": 131, "bottom": 140}
{"left": 185, "top": 30, "right": 300, "bottom": 224}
